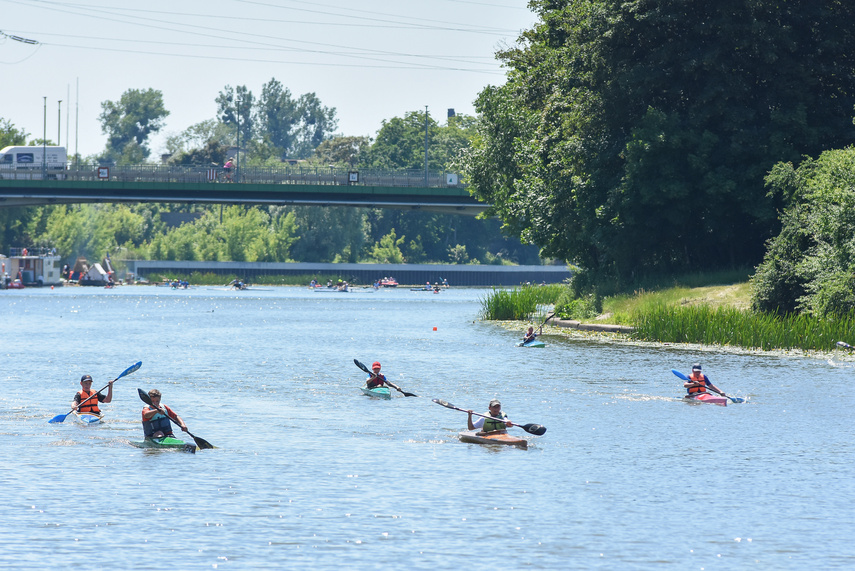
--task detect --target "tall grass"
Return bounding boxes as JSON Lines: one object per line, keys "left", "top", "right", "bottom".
{"left": 632, "top": 305, "right": 855, "bottom": 351}
{"left": 480, "top": 285, "right": 565, "bottom": 320}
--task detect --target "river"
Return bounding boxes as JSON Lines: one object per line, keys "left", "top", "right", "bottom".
{"left": 1, "top": 285, "right": 853, "bottom": 569}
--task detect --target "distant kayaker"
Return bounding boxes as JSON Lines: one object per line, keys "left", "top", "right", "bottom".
{"left": 684, "top": 363, "right": 729, "bottom": 398}
{"left": 468, "top": 399, "right": 514, "bottom": 435}
{"left": 523, "top": 325, "right": 541, "bottom": 344}
{"left": 366, "top": 361, "right": 388, "bottom": 389}
{"left": 71, "top": 374, "right": 113, "bottom": 415}
{"left": 142, "top": 389, "right": 188, "bottom": 439}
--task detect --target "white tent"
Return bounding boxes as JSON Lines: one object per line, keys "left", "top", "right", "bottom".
{"left": 80, "top": 263, "right": 110, "bottom": 286}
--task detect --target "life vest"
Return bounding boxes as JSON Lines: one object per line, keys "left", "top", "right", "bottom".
{"left": 142, "top": 405, "right": 175, "bottom": 437}
{"left": 76, "top": 390, "right": 101, "bottom": 414}
{"left": 482, "top": 411, "right": 509, "bottom": 433}
{"left": 687, "top": 371, "right": 708, "bottom": 394}
{"left": 366, "top": 374, "right": 386, "bottom": 388}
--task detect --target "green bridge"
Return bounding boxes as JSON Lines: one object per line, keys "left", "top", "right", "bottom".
{"left": 0, "top": 164, "right": 488, "bottom": 216}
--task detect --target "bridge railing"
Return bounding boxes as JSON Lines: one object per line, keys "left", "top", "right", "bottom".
{"left": 1, "top": 164, "right": 462, "bottom": 188}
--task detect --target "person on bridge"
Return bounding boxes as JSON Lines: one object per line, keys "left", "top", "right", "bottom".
{"left": 223, "top": 157, "right": 235, "bottom": 182}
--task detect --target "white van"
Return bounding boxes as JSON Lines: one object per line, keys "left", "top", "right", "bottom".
{"left": 0, "top": 146, "right": 68, "bottom": 179}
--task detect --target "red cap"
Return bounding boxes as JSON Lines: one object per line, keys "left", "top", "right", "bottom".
{"left": 372, "top": 361, "right": 381, "bottom": 369}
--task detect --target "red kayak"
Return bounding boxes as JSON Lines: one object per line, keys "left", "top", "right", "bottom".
{"left": 683, "top": 393, "right": 728, "bottom": 406}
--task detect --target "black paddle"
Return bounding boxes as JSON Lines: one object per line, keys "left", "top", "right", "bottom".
{"left": 353, "top": 359, "right": 418, "bottom": 397}
{"left": 49, "top": 361, "right": 142, "bottom": 424}
{"left": 837, "top": 341, "right": 854, "bottom": 350}
{"left": 137, "top": 388, "right": 215, "bottom": 450}
{"left": 670, "top": 369, "right": 744, "bottom": 403}
{"left": 432, "top": 398, "right": 547, "bottom": 436}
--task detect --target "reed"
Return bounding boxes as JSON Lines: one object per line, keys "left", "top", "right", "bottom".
{"left": 631, "top": 305, "right": 855, "bottom": 351}
{"left": 480, "top": 285, "right": 565, "bottom": 320}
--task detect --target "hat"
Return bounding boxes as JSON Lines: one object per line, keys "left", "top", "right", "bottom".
{"left": 489, "top": 398, "right": 501, "bottom": 407}
{"left": 80, "top": 374, "right": 93, "bottom": 383}
{"left": 692, "top": 363, "right": 702, "bottom": 371}
{"left": 372, "top": 361, "right": 381, "bottom": 369}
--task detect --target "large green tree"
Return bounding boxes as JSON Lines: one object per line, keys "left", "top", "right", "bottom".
{"left": 465, "top": 0, "right": 855, "bottom": 285}
{"left": 99, "top": 88, "right": 170, "bottom": 162}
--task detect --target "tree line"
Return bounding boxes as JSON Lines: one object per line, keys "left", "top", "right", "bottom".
{"left": 462, "top": 0, "right": 855, "bottom": 312}
{"left": 0, "top": 80, "right": 541, "bottom": 267}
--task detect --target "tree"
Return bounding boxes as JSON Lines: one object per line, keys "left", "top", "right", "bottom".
{"left": 256, "top": 78, "right": 299, "bottom": 154}
{"left": 752, "top": 147, "right": 855, "bottom": 316}
{"left": 313, "top": 136, "right": 370, "bottom": 167}
{"left": 216, "top": 85, "right": 255, "bottom": 148}
{"left": 99, "top": 88, "right": 170, "bottom": 162}
{"left": 464, "top": 0, "right": 855, "bottom": 287}
{"left": 0, "top": 118, "right": 28, "bottom": 148}
{"left": 368, "top": 229, "right": 406, "bottom": 263}
{"left": 292, "top": 93, "right": 338, "bottom": 159}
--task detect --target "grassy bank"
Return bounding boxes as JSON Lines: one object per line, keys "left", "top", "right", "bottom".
{"left": 482, "top": 276, "right": 854, "bottom": 351}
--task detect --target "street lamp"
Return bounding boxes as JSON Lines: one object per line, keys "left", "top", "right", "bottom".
{"left": 424, "top": 105, "right": 429, "bottom": 186}
{"left": 235, "top": 97, "right": 242, "bottom": 183}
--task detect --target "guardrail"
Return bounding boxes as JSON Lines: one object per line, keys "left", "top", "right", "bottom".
{"left": 0, "top": 164, "right": 460, "bottom": 188}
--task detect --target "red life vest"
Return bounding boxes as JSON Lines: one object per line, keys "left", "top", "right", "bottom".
{"left": 366, "top": 373, "right": 386, "bottom": 388}
{"left": 76, "top": 390, "right": 101, "bottom": 414}
{"left": 687, "top": 371, "right": 707, "bottom": 394}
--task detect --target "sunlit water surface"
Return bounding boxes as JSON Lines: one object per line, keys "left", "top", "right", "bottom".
{"left": 1, "top": 285, "right": 854, "bottom": 569}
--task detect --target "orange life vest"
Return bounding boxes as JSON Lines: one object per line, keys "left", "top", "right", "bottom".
{"left": 687, "top": 371, "right": 707, "bottom": 394}
{"left": 76, "top": 389, "right": 101, "bottom": 414}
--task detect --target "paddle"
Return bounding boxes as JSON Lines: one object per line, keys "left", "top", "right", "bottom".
{"left": 353, "top": 359, "right": 418, "bottom": 397}
{"left": 836, "top": 341, "right": 854, "bottom": 350}
{"left": 137, "top": 388, "right": 215, "bottom": 450}
{"left": 48, "top": 361, "right": 142, "bottom": 424}
{"left": 432, "top": 398, "right": 547, "bottom": 436}
{"left": 670, "top": 369, "right": 744, "bottom": 403}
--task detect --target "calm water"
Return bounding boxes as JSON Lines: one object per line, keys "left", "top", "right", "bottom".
{"left": 1, "top": 285, "right": 854, "bottom": 570}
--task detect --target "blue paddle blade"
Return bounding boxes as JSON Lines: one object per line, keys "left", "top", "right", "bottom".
{"left": 48, "top": 413, "right": 68, "bottom": 424}
{"left": 671, "top": 369, "right": 689, "bottom": 381}
{"left": 730, "top": 396, "right": 745, "bottom": 403}
{"left": 119, "top": 361, "right": 142, "bottom": 379}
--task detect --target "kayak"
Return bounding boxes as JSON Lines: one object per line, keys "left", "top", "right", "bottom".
{"left": 458, "top": 430, "right": 528, "bottom": 449}
{"left": 360, "top": 386, "right": 392, "bottom": 400}
{"left": 516, "top": 339, "right": 546, "bottom": 348}
{"left": 131, "top": 436, "right": 197, "bottom": 453}
{"left": 682, "top": 393, "right": 728, "bottom": 407}
{"left": 73, "top": 412, "right": 103, "bottom": 425}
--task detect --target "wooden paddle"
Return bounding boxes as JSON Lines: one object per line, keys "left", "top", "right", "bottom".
{"left": 137, "top": 388, "right": 215, "bottom": 450}
{"left": 353, "top": 359, "right": 418, "bottom": 397}
{"left": 48, "top": 361, "right": 142, "bottom": 424}
{"left": 432, "top": 398, "right": 547, "bottom": 436}
{"left": 670, "top": 369, "right": 744, "bottom": 403}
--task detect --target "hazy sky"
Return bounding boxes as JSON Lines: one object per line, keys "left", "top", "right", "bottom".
{"left": 0, "top": 0, "right": 536, "bottom": 158}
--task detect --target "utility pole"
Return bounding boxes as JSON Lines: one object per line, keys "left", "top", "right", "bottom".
{"left": 42, "top": 96, "right": 47, "bottom": 177}
{"left": 424, "top": 105, "right": 429, "bottom": 187}
{"left": 57, "top": 100, "right": 62, "bottom": 146}
{"left": 236, "top": 97, "right": 241, "bottom": 184}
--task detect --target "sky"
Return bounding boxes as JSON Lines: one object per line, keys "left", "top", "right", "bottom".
{"left": 0, "top": 0, "right": 537, "bottom": 159}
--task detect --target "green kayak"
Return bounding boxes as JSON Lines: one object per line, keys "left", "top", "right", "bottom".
{"left": 360, "top": 386, "right": 392, "bottom": 400}
{"left": 131, "top": 436, "right": 197, "bottom": 453}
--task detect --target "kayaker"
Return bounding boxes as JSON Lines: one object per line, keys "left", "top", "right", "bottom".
{"left": 684, "top": 363, "right": 729, "bottom": 399}
{"left": 71, "top": 374, "right": 114, "bottom": 415}
{"left": 366, "top": 361, "right": 388, "bottom": 389}
{"left": 523, "top": 325, "right": 541, "bottom": 344}
{"left": 468, "top": 399, "right": 514, "bottom": 434}
{"left": 142, "top": 389, "right": 188, "bottom": 439}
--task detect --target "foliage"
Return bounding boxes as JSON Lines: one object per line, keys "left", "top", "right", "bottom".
{"left": 480, "top": 285, "right": 564, "bottom": 320}
{"left": 99, "top": 88, "right": 170, "bottom": 162}
{"left": 464, "top": 1, "right": 855, "bottom": 286}
{"left": 631, "top": 304, "right": 855, "bottom": 352}
{"left": 752, "top": 147, "right": 855, "bottom": 316}
{"left": 314, "top": 136, "right": 371, "bottom": 167}
{"left": 0, "top": 117, "right": 29, "bottom": 148}
{"left": 368, "top": 229, "right": 406, "bottom": 263}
